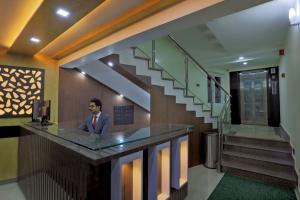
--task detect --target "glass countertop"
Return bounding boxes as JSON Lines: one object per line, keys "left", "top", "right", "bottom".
{"left": 24, "top": 123, "right": 193, "bottom": 151}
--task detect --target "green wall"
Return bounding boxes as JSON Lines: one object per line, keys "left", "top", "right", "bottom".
{"left": 279, "top": 15, "right": 300, "bottom": 191}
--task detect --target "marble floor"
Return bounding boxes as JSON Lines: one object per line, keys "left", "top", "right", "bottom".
{"left": 225, "top": 124, "right": 287, "bottom": 141}
{"left": 0, "top": 165, "right": 223, "bottom": 200}
{"left": 0, "top": 182, "right": 25, "bottom": 200}
{"left": 186, "top": 165, "right": 224, "bottom": 200}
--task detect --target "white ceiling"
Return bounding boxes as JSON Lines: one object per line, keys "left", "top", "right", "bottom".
{"left": 171, "top": 0, "right": 296, "bottom": 71}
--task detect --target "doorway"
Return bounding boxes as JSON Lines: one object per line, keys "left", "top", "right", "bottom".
{"left": 239, "top": 70, "right": 268, "bottom": 125}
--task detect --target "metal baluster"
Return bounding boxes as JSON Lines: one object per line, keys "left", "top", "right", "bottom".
{"left": 152, "top": 40, "right": 155, "bottom": 69}
{"left": 185, "top": 56, "right": 188, "bottom": 96}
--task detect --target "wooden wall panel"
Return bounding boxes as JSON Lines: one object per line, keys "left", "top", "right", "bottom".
{"left": 58, "top": 68, "right": 150, "bottom": 132}
{"left": 150, "top": 86, "right": 212, "bottom": 166}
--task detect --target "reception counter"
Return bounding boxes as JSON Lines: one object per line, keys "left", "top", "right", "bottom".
{"left": 4, "top": 123, "right": 192, "bottom": 200}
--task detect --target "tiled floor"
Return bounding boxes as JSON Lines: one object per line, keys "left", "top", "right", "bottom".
{"left": 225, "top": 124, "right": 287, "bottom": 141}
{"left": 186, "top": 165, "right": 224, "bottom": 200}
{"left": 0, "top": 182, "right": 25, "bottom": 200}
{"left": 0, "top": 165, "right": 223, "bottom": 200}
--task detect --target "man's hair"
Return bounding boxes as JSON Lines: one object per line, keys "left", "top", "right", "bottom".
{"left": 90, "top": 98, "right": 102, "bottom": 109}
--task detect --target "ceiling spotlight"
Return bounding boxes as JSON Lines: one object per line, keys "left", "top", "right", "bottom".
{"left": 119, "top": 94, "right": 124, "bottom": 98}
{"left": 30, "top": 37, "right": 40, "bottom": 43}
{"left": 56, "top": 8, "right": 70, "bottom": 17}
{"left": 239, "top": 56, "right": 244, "bottom": 60}
{"left": 243, "top": 62, "right": 248, "bottom": 65}
{"left": 81, "top": 71, "right": 86, "bottom": 75}
{"left": 108, "top": 61, "right": 114, "bottom": 67}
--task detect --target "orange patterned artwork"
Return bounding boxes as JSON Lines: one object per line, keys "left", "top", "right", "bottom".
{"left": 0, "top": 65, "right": 44, "bottom": 118}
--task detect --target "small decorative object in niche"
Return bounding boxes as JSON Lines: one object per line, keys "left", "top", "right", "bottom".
{"left": 113, "top": 105, "right": 134, "bottom": 125}
{"left": 0, "top": 65, "right": 44, "bottom": 118}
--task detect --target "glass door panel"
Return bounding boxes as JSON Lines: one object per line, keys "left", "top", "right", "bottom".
{"left": 240, "top": 71, "right": 268, "bottom": 125}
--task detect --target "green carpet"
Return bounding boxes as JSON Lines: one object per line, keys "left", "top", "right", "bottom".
{"left": 208, "top": 174, "right": 296, "bottom": 200}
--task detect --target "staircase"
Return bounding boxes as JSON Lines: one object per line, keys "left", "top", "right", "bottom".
{"left": 111, "top": 47, "right": 219, "bottom": 128}
{"left": 221, "top": 134, "right": 298, "bottom": 187}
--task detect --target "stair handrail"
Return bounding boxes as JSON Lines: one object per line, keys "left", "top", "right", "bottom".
{"left": 167, "top": 35, "right": 231, "bottom": 97}
{"left": 133, "top": 46, "right": 217, "bottom": 116}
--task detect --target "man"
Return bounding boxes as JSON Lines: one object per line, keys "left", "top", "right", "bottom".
{"left": 79, "top": 98, "right": 111, "bottom": 135}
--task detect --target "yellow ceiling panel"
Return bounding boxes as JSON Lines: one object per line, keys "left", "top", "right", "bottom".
{"left": 0, "top": 0, "right": 43, "bottom": 48}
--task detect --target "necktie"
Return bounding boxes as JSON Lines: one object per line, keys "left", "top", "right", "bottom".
{"left": 92, "top": 115, "right": 97, "bottom": 129}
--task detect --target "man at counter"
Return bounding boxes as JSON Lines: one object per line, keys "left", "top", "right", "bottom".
{"left": 79, "top": 98, "right": 111, "bottom": 135}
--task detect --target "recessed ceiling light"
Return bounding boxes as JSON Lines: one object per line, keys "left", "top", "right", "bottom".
{"left": 30, "top": 37, "right": 40, "bottom": 43}
{"left": 56, "top": 8, "right": 70, "bottom": 17}
{"left": 243, "top": 62, "right": 248, "bottom": 65}
{"left": 119, "top": 94, "right": 124, "bottom": 98}
{"left": 81, "top": 71, "right": 86, "bottom": 75}
{"left": 108, "top": 61, "right": 114, "bottom": 67}
{"left": 239, "top": 56, "right": 244, "bottom": 60}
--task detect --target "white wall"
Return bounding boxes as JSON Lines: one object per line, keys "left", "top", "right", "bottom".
{"left": 279, "top": 0, "right": 300, "bottom": 191}
{"left": 76, "top": 60, "right": 150, "bottom": 111}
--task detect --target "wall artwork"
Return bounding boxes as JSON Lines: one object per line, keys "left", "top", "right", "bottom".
{"left": 113, "top": 105, "right": 134, "bottom": 125}
{"left": 0, "top": 65, "right": 44, "bottom": 118}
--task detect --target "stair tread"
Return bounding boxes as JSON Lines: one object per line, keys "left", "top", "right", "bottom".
{"left": 224, "top": 141, "right": 291, "bottom": 153}
{"left": 134, "top": 56, "right": 150, "bottom": 61}
{"left": 148, "top": 67, "right": 163, "bottom": 71}
{"left": 225, "top": 134, "right": 289, "bottom": 144}
{"left": 162, "top": 77, "right": 174, "bottom": 81}
{"left": 173, "top": 86, "right": 185, "bottom": 89}
{"left": 223, "top": 149, "right": 294, "bottom": 166}
{"left": 222, "top": 159, "right": 297, "bottom": 181}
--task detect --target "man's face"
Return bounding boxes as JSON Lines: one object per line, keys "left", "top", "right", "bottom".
{"left": 88, "top": 102, "right": 100, "bottom": 114}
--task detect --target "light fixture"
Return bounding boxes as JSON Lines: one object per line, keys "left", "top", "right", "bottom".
{"left": 30, "top": 37, "right": 40, "bottom": 43}
{"left": 119, "top": 94, "right": 124, "bottom": 98}
{"left": 108, "top": 61, "right": 114, "bottom": 67}
{"left": 81, "top": 71, "right": 86, "bottom": 75}
{"left": 239, "top": 56, "right": 244, "bottom": 60}
{"left": 56, "top": 8, "right": 70, "bottom": 17}
{"left": 243, "top": 62, "right": 248, "bottom": 65}
{"left": 289, "top": 8, "right": 299, "bottom": 26}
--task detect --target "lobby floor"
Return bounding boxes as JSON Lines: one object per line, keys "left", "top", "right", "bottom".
{"left": 0, "top": 165, "right": 223, "bottom": 200}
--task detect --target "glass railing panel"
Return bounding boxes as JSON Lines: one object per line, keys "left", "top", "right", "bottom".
{"left": 155, "top": 37, "right": 186, "bottom": 87}
{"left": 137, "top": 41, "right": 152, "bottom": 58}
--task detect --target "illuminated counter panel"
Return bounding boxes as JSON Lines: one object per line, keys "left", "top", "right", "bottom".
{"left": 171, "top": 135, "right": 188, "bottom": 190}
{"left": 111, "top": 151, "right": 143, "bottom": 200}
{"left": 148, "top": 142, "right": 170, "bottom": 200}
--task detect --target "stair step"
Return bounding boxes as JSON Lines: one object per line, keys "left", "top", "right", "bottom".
{"left": 223, "top": 166, "right": 297, "bottom": 188}
{"left": 173, "top": 87, "right": 185, "bottom": 90}
{"left": 223, "top": 145, "right": 293, "bottom": 165}
{"left": 148, "top": 67, "right": 163, "bottom": 72}
{"left": 194, "top": 103, "right": 203, "bottom": 106}
{"left": 223, "top": 149, "right": 294, "bottom": 166}
{"left": 162, "top": 77, "right": 174, "bottom": 81}
{"left": 134, "top": 55, "right": 150, "bottom": 61}
{"left": 222, "top": 156, "right": 297, "bottom": 181}
{"left": 224, "top": 135, "right": 291, "bottom": 153}
{"left": 224, "top": 141, "right": 291, "bottom": 153}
